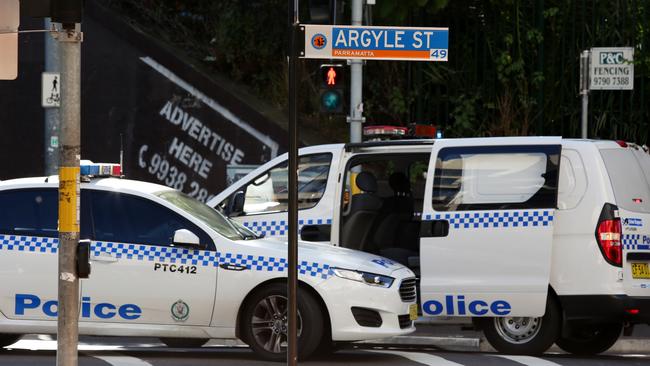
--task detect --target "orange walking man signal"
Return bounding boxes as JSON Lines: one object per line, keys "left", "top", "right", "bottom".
{"left": 327, "top": 67, "right": 337, "bottom": 85}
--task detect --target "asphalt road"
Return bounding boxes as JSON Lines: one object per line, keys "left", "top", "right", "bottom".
{"left": 2, "top": 336, "right": 649, "bottom": 366}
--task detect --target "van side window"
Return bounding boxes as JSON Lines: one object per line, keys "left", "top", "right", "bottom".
{"left": 432, "top": 145, "right": 560, "bottom": 211}
{"left": 240, "top": 153, "right": 332, "bottom": 215}
{"left": 557, "top": 150, "right": 587, "bottom": 210}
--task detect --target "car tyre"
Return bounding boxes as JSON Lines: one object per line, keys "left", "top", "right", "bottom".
{"left": 160, "top": 338, "right": 209, "bottom": 348}
{"left": 241, "top": 283, "right": 324, "bottom": 361}
{"left": 556, "top": 323, "right": 622, "bottom": 355}
{"left": 0, "top": 334, "right": 21, "bottom": 349}
{"left": 479, "top": 295, "right": 560, "bottom": 355}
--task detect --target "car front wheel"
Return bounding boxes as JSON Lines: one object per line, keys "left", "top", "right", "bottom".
{"left": 556, "top": 323, "right": 622, "bottom": 355}
{"left": 479, "top": 295, "right": 560, "bottom": 355}
{"left": 241, "top": 283, "right": 324, "bottom": 361}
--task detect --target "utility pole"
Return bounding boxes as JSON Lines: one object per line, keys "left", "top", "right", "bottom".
{"left": 44, "top": 18, "right": 60, "bottom": 175}
{"left": 287, "top": 0, "right": 299, "bottom": 364}
{"left": 54, "top": 1, "right": 83, "bottom": 364}
{"left": 348, "top": 0, "right": 364, "bottom": 143}
{"left": 579, "top": 50, "right": 590, "bottom": 138}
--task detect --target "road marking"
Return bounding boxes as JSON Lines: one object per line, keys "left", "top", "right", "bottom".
{"left": 496, "top": 355, "right": 563, "bottom": 366}
{"left": 368, "top": 350, "right": 464, "bottom": 366}
{"left": 85, "top": 353, "right": 153, "bottom": 366}
{"left": 9, "top": 338, "right": 123, "bottom": 351}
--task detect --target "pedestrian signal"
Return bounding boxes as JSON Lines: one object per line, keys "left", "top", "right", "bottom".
{"left": 319, "top": 64, "right": 345, "bottom": 114}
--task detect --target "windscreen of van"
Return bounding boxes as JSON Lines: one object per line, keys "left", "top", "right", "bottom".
{"left": 600, "top": 148, "right": 650, "bottom": 213}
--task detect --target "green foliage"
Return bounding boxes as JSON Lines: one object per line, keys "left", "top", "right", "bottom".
{"left": 108, "top": 0, "right": 650, "bottom": 143}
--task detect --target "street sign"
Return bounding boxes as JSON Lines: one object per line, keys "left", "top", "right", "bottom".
{"left": 589, "top": 47, "right": 634, "bottom": 90}
{"left": 0, "top": 0, "right": 19, "bottom": 80}
{"left": 302, "top": 25, "right": 449, "bottom": 62}
{"left": 42, "top": 72, "right": 61, "bottom": 107}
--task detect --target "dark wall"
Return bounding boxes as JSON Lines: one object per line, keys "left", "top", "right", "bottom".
{"left": 0, "top": 16, "right": 44, "bottom": 178}
{"left": 0, "top": 2, "right": 287, "bottom": 201}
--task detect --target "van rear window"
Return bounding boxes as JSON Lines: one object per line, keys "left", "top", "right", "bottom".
{"left": 600, "top": 148, "right": 650, "bottom": 213}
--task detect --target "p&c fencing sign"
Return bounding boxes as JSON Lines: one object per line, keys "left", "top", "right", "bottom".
{"left": 590, "top": 47, "right": 634, "bottom": 90}
{"left": 302, "top": 25, "right": 449, "bottom": 62}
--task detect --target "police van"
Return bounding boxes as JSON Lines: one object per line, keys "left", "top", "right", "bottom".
{"left": 210, "top": 137, "right": 650, "bottom": 355}
{"left": 0, "top": 162, "right": 416, "bottom": 361}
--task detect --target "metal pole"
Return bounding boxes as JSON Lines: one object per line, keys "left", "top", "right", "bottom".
{"left": 535, "top": 0, "right": 544, "bottom": 135}
{"left": 44, "top": 18, "right": 60, "bottom": 175}
{"left": 56, "top": 24, "right": 82, "bottom": 366}
{"left": 287, "top": 0, "right": 299, "bottom": 364}
{"left": 580, "top": 50, "right": 590, "bottom": 138}
{"left": 348, "top": 0, "right": 363, "bottom": 143}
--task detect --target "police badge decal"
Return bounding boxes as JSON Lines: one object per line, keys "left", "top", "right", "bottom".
{"left": 171, "top": 299, "right": 190, "bottom": 321}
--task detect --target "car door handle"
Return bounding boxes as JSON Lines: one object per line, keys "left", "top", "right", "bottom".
{"left": 219, "top": 263, "right": 249, "bottom": 271}
{"left": 420, "top": 219, "right": 450, "bottom": 238}
{"left": 91, "top": 253, "right": 119, "bottom": 263}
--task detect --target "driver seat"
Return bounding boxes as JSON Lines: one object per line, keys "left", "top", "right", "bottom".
{"left": 341, "top": 172, "right": 382, "bottom": 251}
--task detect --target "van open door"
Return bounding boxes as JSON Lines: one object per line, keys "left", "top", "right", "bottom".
{"left": 420, "top": 137, "right": 561, "bottom": 317}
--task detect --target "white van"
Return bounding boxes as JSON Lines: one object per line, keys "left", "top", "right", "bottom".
{"left": 209, "top": 137, "right": 650, "bottom": 355}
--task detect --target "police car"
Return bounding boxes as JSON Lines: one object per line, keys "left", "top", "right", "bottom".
{"left": 0, "top": 162, "right": 416, "bottom": 361}
{"left": 210, "top": 137, "right": 650, "bottom": 355}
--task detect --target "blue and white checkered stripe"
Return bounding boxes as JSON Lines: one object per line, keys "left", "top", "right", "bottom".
{"left": 92, "top": 241, "right": 220, "bottom": 266}
{"left": 424, "top": 210, "right": 554, "bottom": 229}
{"left": 242, "top": 218, "right": 333, "bottom": 236}
{"left": 0, "top": 235, "right": 334, "bottom": 279}
{"left": 0, "top": 235, "right": 58, "bottom": 253}
{"left": 216, "top": 253, "right": 332, "bottom": 278}
{"left": 623, "top": 234, "right": 641, "bottom": 246}
{"left": 623, "top": 234, "right": 650, "bottom": 251}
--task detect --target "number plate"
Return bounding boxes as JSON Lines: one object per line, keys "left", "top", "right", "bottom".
{"left": 409, "top": 304, "right": 418, "bottom": 321}
{"left": 631, "top": 263, "right": 650, "bottom": 279}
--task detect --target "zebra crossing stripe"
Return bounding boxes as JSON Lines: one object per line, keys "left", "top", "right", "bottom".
{"left": 496, "top": 355, "right": 564, "bottom": 366}
{"left": 367, "top": 350, "right": 464, "bottom": 366}
{"left": 85, "top": 352, "right": 153, "bottom": 366}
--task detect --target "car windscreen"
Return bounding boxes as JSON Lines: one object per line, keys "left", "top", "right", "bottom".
{"left": 600, "top": 148, "right": 650, "bottom": 213}
{"left": 155, "top": 190, "right": 243, "bottom": 240}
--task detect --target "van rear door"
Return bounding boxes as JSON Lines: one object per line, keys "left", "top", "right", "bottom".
{"left": 420, "top": 137, "right": 561, "bottom": 317}
{"left": 600, "top": 147, "right": 650, "bottom": 297}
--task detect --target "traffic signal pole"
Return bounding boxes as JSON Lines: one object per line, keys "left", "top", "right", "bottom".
{"left": 56, "top": 22, "right": 82, "bottom": 366}
{"left": 287, "top": 0, "right": 300, "bottom": 365}
{"left": 45, "top": 18, "right": 60, "bottom": 176}
{"left": 348, "top": 0, "right": 363, "bottom": 143}
{"left": 580, "top": 50, "right": 590, "bottom": 138}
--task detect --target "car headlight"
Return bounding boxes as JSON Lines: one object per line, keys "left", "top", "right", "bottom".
{"left": 331, "top": 268, "right": 394, "bottom": 288}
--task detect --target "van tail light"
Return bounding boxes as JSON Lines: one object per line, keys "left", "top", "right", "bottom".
{"left": 596, "top": 203, "right": 622, "bottom": 267}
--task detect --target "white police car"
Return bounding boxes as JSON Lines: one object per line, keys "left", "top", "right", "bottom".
{"left": 210, "top": 137, "right": 650, "bottom": 355}
{"left": 0, "top": 163, "right": 416, "bottom": 361}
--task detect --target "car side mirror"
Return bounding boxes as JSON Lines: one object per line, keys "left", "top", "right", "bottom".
{"left": 227, "top": 191, "right": 245, "bottom": 217}
{"left": 300, "top": 224, "right": 331, "bottom": 242}
{"left": 173, "top": 229, "right": 201, "bottom": 246}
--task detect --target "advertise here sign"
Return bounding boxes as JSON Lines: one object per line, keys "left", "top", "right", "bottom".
{"left": 302, "top": 25, "right": 449, "bottom": 62}
{"left": 130, "top": 57, "right": 280, "bottom": 202}
{"left": 590, "top": 47, "right": 634, "bottom": 90}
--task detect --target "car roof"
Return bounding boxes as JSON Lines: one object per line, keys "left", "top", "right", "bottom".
{"left": 0, "top": 176, "right": 175, "bottom": 195}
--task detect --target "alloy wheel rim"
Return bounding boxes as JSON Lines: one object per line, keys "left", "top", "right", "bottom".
{"left": 251, "top": 295, "right": 302, "bottom": 353}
